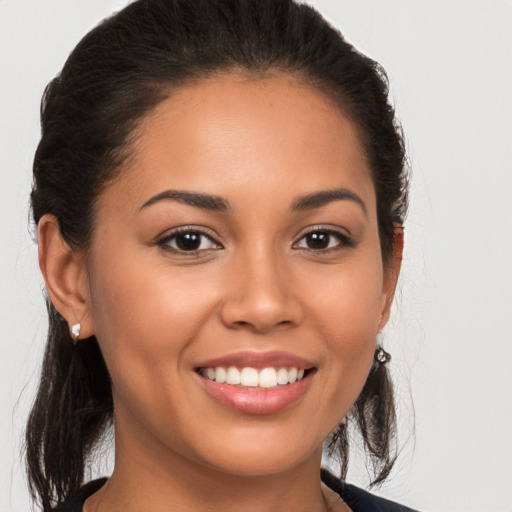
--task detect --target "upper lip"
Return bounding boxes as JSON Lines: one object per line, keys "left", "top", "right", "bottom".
{"left": 195, "top": 350, "right": 315, "bottom": 370}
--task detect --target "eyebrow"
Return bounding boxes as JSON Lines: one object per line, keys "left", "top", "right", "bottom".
{"left": 139, "top": 187, "right": 367, "bottom": 216}
{"left": 292, "top": 187, "right": 367, "bottom": 216}
{"left": 139, "top": 190, "right": 230, "bottom": 212}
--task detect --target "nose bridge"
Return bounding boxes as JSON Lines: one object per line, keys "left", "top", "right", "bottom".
{"left": 220, "top": 240, "right": 301, "bottom": 332}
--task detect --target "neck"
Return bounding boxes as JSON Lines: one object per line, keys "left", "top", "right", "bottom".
{"left": 86, "top": 419, "right": 328, "bottom": 512}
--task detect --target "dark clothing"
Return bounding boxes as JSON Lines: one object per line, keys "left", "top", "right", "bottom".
{"left": 59, "top": 470, "right": 418, "bottom": 511}
{"left": 57, "top": 479, "right": 106, "bottom": 512}
{"left": 321, "top": 469, "right": 418, "bottom": 511}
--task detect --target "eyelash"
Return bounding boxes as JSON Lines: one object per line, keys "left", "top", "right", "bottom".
{"left": 156, "top": 225, "right": 355, "bottom": 255}
{"left": 293, "top": 226, "right": 355, "bottom": 252}
{"left": 157, "top": 227, "right": 221, "bottom": 255}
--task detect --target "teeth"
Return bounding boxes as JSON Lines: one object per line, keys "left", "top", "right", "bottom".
{"left": 276, "top": 367, "right": 289, "bottom": 385}
{"left": 259, "top": 368, "right": 277, "bottom": 388}
{"left": 240, "top": 367, "right": 259, "bottom": 387}
{"left": 226, "top": 366, "right": 241, "bottom": 385}
{"left": 215, "top": 367, "right": 227, "bottom": 383}
{"left": 201, "top": 366, "right": 307, "bottom": 388}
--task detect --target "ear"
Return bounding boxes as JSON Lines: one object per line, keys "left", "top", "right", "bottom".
{"left": 378, "top": 225, "right": 404, "bottom": 330}
{"left": 37, "top": 214, "right": 94, "bottom": 339}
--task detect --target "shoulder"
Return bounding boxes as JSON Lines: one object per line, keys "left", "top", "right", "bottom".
{"left": 55, "top": 478, "right": 107, "bottom": 512}
{"left": 321, "top": 469, "right": 420, "bottom": 512}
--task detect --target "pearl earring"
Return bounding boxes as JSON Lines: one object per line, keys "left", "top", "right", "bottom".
{"left": 71, "top": 322, "right": 81, "bottom": 342}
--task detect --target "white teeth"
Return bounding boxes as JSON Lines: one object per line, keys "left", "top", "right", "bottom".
{"left": 259, "top": 367, "right": 277, "bottom": 388}
{"left": 215, "top": 367, "right": 227, "bottom": 383}
{"left": 276, "top": 367, "right": 289, "bottom": 385}
{"left": 226, "top": 366, "right": 241, "bottom": 385}
{"left": 240, "top": 367, "right": 259, "bottom": 387}
{"left": 201, "top": 366, "right": 307, "bottom": 388}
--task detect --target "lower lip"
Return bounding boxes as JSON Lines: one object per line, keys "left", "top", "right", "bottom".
{"left": 197, "top": 373, "right": 314, "bottom": 415}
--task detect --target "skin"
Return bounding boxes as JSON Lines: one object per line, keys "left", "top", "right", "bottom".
{"left": 38, "top": 73, "right": 402, "bottom": 512}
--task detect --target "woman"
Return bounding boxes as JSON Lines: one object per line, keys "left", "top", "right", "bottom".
{"left": 26, "top": 0, "right": 414, "bottom": 510}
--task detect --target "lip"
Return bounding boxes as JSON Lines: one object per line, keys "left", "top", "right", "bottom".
{"left": 194, "top": 350, "right": 315, "bottom": 370}
{"left": 194, "top": 350, "right": 316, "bottom": 415}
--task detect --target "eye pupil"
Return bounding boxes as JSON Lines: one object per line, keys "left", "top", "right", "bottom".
{"left": 306, "top": 232, "right": 330, "bottom": 249}
{"left": 176, "top": 232, "right": 201, "bottom": 251}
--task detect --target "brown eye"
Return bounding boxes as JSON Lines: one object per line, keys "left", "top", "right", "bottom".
{"left": 303, "top": 232, "right": 331, "bottom": 250}
{"left": 175, "top": 232, "right": 202, "bottom": 251}
{"left": 159, "top": 229, "right": 220, "bottom": 253}
{"left": 295, "top": 229, "right": 353, "bottom": 251}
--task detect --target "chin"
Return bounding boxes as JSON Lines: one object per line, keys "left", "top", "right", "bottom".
{"left": 184, "top": 424, "right": 324, "bottom": 477}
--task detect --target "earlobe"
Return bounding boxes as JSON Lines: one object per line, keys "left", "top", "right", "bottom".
{"left": 37, "top": 214, "right": 94, "bottom": 340}
{"left": 378, "top": 225, "right": 404, "bottom": 330}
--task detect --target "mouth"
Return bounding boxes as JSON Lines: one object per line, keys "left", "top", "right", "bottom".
{"left": 194, "top": 351, "right": 317, "bottom": 414}
{"left": 196, "top": 365, "right": 312, "bottom": 389}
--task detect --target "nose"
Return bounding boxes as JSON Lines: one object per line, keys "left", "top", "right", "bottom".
{"left": 219, "top": 248, "right": 303, "bottom": 333}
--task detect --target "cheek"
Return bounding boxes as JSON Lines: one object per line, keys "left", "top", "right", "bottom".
{"left": 86, "top": 248, "right": 211, "bottom": 385}
{"left": 300, "top": 253, "right": 384, "bottom": 415}
{"left": 89, "top": 243, "right": 214, "bottom": 338}
{"left": 304, "top": 249, "right": 384, "bottom": 340}
{"left": 86, "top": 253, "right": 214, "bottom": 444}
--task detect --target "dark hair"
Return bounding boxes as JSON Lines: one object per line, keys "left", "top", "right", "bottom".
{"left": 27, "top": 0, "right": 408, "bottom": 509}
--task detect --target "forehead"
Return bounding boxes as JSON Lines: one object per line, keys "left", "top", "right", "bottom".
{"left": 100, "top": 73, "right": 375, "bottom": 215}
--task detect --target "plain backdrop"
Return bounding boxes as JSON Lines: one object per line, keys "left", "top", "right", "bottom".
{"left": 1, "top": 1, "right": 511, "bottom": 511}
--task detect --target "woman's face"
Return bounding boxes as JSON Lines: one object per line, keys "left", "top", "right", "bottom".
{"left": 84, "top": 73, "right": 399, "bottom": 477}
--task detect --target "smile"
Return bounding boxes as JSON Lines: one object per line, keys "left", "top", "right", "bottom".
{"left": 197, "top": 366, "right": 306, "bottom": 388}
{"left": 194, "top": 351, "right": 316, "bottom": 414}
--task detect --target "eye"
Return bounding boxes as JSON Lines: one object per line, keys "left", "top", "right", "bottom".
{"left": 294, "top": 228, "right": 353, "bottom": 251}
{"left": 158, "top": 228, "right": 221, "bottom": 253}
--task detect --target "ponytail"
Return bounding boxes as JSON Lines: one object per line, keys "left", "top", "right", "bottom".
{"left": 25, "top": 301, "right": 112, "bottom": 510}
{"left": 327, "top": 349, "right": 398, "bottom": 487}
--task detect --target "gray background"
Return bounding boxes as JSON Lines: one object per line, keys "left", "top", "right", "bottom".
{"left": 1, "top": 1, "right": 511, "bottom": 510}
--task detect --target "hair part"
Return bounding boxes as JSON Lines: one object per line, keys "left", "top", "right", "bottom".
{"left": 27, "top": 0, "right": 408, "bottom": 508}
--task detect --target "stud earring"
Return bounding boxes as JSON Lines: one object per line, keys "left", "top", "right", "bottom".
{"left": 71, "top": 322, "right": 81, "bottom": 343}
{"left": 374, "top": 347, "right": 391, "bottom": 364}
